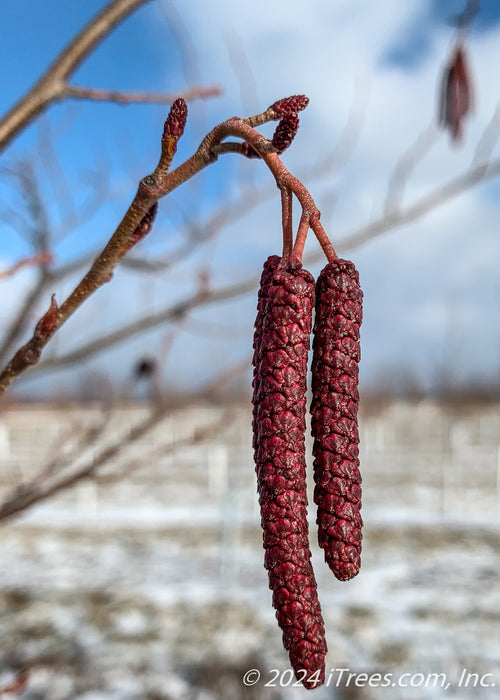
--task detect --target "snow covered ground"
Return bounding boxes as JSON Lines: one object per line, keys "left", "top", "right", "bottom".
{"left": 1, "top": 399, "right": 500, "bottom": 699}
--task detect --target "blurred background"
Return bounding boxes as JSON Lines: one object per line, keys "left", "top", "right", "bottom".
{"left": 1, "top": 1, "right": 500, "bottom": 698}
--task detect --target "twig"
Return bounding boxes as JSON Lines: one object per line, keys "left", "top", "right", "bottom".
{"left": 280, "top": 187, "right": 293, "bottom": 264}
{"left": 290, "top": 213, "right": 310, "bottom": 266}
{"left": 471, "top": 101, "right": 500, "bottom": 168}
{"left": 0, "top": 366, "right": 240, "bottom": 521}
{"left": 0, "top": 252, "right": 53, "bottom": 280}
{"left": 0, "top": 670, "right": 28, "bottom": 696}
{"left": 63, "top": 84, "right": 222, "bottom": 105}
{"left": 98, "top": 409, "right": 234, "bottom": 483}
{"left": 0, "top": 97, "right": 329, "bottom": 396}
{"left": 306, "top": 153, "right": 500, "bottom": 263}
{"left": 0, "top": 402, "right": 170, "bottom": 521}
{"left": 29, "top": 279, "right": 256, "bottom": 376}
{"left": 384, "top": 123, "right": 440, "bottom": 216}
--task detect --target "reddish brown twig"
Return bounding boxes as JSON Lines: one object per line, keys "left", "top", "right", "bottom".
{"left": 0, "top": 251, "right": 53, "bottom": 280}
{"left": 280, "top": 187, "right": 293, "bottom": 264}
{"left": 63, "top": 84, "right": 221, "bottom": 105}
{"left": 0, "top": 669, "right": 29, "bottom": 696}
{"left": 4, "top": 295, "right": 58, "bottom": 380}
{"left": 290, "top": 214, "right": 310, "bottom": 267}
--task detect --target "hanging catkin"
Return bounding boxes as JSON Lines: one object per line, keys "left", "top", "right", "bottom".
{"left": 310, "top": 259, "right": 363, "bottom": 582}
{"left": 252, "top": 256, "right": 327, "bottom": 688}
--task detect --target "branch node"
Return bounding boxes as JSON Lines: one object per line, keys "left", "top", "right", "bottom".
{"left": 34, "top": 294, "right": 59, "bottom": 341}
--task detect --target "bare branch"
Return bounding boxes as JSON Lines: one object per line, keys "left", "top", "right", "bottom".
{"left": 0, "top": 401, "right": 169, "bottom": 522}
{"left": 31, "top": 278, "right": 257, "bottom": 375}
{"left": 0, "top": 0, "right": 153, "bottom": 152}
{"left": 63, "top": 84, "right": 222, "bottom": 105}
{"left": 0, "top": 96, "right": 331, "bottom": 396}
{"left": 0, "top": 671, "right": 29, "bottom": 696}
{"left": 305, "top": 153, "right": 500, "bottom": 264}
{"left": 0, "top": 252, "right": 53, "bottom": 281}
{"left": 384, "top": 123, "right": 440, "bottom": 216}
{"left": 0, "top": 384, "right": 237, "bottom": 522}
{"left": 471, "top": 101, "right": 500, "bottom": 168}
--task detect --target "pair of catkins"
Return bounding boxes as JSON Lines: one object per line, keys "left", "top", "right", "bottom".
{"left": 252, "top": 255, "right": 363, "bottom": 689}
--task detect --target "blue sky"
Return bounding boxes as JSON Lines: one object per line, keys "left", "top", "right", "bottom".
{"left": 1, "top": 0, "right": 500, "bottom": 399}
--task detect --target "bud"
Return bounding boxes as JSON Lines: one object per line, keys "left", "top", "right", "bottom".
{"left": 130, "top": 203, "right": 158, "bottom": 244}
{"left": 439, "top": 44, "right": 472, "bottom": 142}
{"left": 34, "top": 294, "right": 58, "bottom": 341}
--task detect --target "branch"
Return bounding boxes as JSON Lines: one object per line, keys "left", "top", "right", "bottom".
{"left": 0, "top": 252, "right": 53, "bottom": 281}
{"left": 384, "top": 123, "right": 440, "bottom": 216}
{"left": 0, "top": 402, "right": 169, "bottom": 522}
{"left": 63, "top": 84, "right": 222, "bottom": 105}
{"left": 0, "top": 96, "right": 327, "bottom": 396}
{"left": 30, "top": 278, "right": 257, "bottom": 375}
{"left": 305, "top": 154, "right": 500, "bottom": 263}
{"left": 0, "top": 391, "right": 236, "bottom": 522}
{"left": 29, "top": 137, "right": 500, "bottom": 377}
{"left": 0, "top": 0, "right": 153, "bottom": 152}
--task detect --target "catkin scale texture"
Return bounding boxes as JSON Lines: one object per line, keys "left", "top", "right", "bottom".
{"left": 252, "top": 256, "right": 327, "bottom": 688}
{"left": 310, "top": 259, "right": 363, "bottom": 582}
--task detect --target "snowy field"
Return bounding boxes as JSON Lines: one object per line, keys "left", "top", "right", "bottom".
{"left": 1, "top": 399, "right": 500, "bottom": 699}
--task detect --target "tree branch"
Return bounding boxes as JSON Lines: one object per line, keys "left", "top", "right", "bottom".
{"left": 0, "top": 0, "right": 153, "bottom": 152}
{"left": 63, "top": 84, "right": 222, "bottom": 105}
{"left": 0, "top": 252, "right": 53, "bottom": 281}
{"left": 30, "top": 278, "right": 257, "bottom": 375}
{"left": 0, "top": 96, "right": 326, "bottom": 396}
{"left": 305, "top": 154, "right": 500, "bottom": 264}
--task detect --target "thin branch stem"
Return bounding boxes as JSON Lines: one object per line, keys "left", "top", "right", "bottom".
{"left": 0, "top": 252, "right": 53, "bottom": 281}
{"left": 63, "top": 84, "right": 222, "bottom": 105}
{"left": 280, "top": 187, "right": 293, "bottom": 264}
{"left": 290, "top": 213, "right": 310, "bottom": 266}
{"left": 305, "top": 154, "right": 500, "bottom": 265}
{"left": 29, "top": 279, "right": 256, "bottom": 376}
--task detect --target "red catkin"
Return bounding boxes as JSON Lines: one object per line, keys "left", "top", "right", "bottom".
{"left": 272, "top": 113, "right": 300, "bottom": 155}
{"left": 439, "top": 43, "right": 472, "bottom": 142}
{"left": 310, "top": 259, "right": 363, "bottom": 582}
{"left": 271, "top": 95, "right": 309, "bottom": 118}
{"left": 252, "top": 256, "right": 327, "bottom": 689}
{"left": 163, "top": 98, "right": 188, "bottom": 138}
